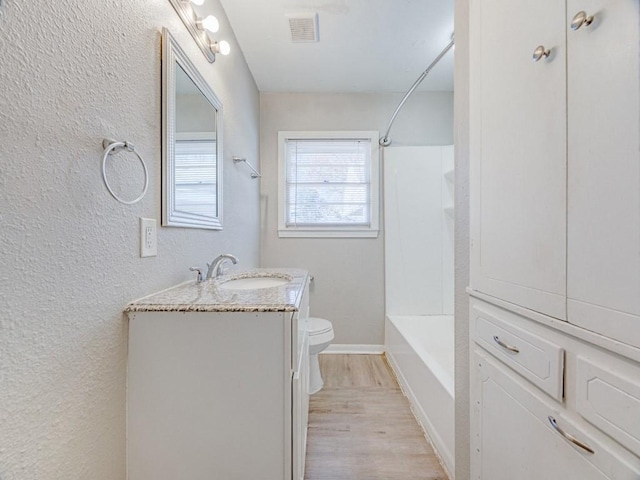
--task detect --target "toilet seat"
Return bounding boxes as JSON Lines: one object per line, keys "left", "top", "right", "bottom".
{"left": 308, "top": 317, "right": 334, "bottom": 346}
{"left": 309, "top": 317, "right": 333, "bottom": 335}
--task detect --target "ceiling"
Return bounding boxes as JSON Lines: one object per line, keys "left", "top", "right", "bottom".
{"left": 218, "top": 0, "right": 454, "bottom": 93}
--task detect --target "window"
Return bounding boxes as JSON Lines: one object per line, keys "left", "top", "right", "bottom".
{"left": 278, "top": 131, "right": 379, "bottom": 238}
{"left": 174, "top": 132, "right": 218, "bottom": 218}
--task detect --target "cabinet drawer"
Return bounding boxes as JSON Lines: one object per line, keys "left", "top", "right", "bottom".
{"left": 576, "top": 356, "right": 640, "bottom": 457}
{"left": 472, "top": 302, "right": 564, "bottom": 400}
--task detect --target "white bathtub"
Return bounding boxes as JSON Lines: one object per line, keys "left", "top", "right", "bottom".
{"left": 385, "top": 314, "right": 455, "bottom": 478}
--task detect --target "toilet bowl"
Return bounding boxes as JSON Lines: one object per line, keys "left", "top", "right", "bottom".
{"left": 308, "top": 317, "right": 334, "bottom": 394}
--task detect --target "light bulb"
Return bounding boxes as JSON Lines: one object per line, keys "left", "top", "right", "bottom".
{"left": 190, "top": 0, "right": 205, "bottom": 5}
{"left": 200, "top": 15, "right": 219, "bottom": 33}
{"left": 218, "top": 40, "right": 230, "bottom": 56}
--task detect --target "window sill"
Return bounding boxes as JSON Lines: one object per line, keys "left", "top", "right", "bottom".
{"left": 278, "top": 228, "right": 379, "bottom": 239}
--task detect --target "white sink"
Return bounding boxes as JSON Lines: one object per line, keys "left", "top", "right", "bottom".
{"left": 218, "top": 276, "right": 290, "bottom": 290}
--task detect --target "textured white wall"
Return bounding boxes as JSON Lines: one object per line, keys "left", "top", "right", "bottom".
{"left": 0, "top": 1, "right": 260, "bottom": 479}
{"left": 260, "top": 92, "right": 453, "bottom": 345}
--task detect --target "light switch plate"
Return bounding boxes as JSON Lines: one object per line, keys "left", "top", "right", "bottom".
{"left": 140, "top": 218, "right": 157, "bottom": 257}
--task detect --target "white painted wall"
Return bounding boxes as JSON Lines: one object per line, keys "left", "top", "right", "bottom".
{"left": 0, "top": 1, "right": 260, "bottom": 479}
{"left": 454, "top": 0, "right": 472, "bottom": 477}
{"left": 260, "top": 92, "right": 453, "bottom": 345}
{"left": 384, "top": 146, "right": 454, "bottom": 316}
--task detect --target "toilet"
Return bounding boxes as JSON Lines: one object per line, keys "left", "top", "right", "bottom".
{"left": 307, "top": 317, "right": 334, "bottom": 394}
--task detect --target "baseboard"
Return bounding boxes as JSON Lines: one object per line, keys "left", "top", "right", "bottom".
{"left": 322, "top": 344, "right": 385, "bottom": 355}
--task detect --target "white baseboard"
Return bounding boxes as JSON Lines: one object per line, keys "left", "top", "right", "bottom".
{"left": 322, "top": 344, "right": 385, "bottom": 355}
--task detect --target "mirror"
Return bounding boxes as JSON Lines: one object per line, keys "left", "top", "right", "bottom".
{"left": 162, "top": 28, "right": 223, "bottom": 229}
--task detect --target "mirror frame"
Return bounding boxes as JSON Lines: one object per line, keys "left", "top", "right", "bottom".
{"left": 162, "top": 27, "right": 223, "bottom": 230}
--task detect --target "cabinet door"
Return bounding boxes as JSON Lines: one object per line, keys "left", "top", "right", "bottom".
{"left": 472, "top": 349, "right": 640, "bottom": 480}
{"left": 470, "top": 0, "right": 567, "bottom": 319}
{"left": 567, "top": 0, "right": 640, "bottom": 347}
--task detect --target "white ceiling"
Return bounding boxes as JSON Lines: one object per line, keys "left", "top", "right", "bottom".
{"left": 218, "top": 0, "right": 454, "bottom": 93}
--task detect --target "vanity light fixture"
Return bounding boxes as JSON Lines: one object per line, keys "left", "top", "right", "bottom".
{"left": 170, "top": 0, "right": 231, "bottom": 63}
{"left": 197, "top": 15, "right": 219, "bottom": 33}
{"left": 211, "top": 40, "right": 231, "bottom": 56}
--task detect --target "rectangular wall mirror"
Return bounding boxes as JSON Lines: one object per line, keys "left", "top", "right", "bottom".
{"left": 162, "top": 27, "right": 223, "bottom": 229}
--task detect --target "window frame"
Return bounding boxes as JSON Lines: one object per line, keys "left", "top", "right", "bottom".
{"left": 277, "top": 131, "right": 380, "bottom": 238}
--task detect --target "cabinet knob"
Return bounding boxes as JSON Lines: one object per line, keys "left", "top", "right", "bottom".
{"left": 532, "top": 45, "right": 551, "bottom": 62}
{"left": 571, "top": 11, "right": 594, "bottom": 30}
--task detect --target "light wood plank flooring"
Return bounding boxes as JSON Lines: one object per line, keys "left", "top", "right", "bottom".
{"left": 304, "top": 354, "right": 448, "bottom": 480}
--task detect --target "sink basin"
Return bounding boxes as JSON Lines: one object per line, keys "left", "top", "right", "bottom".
{"left": 218, "top": 275, "right": 290, "bottom": 290}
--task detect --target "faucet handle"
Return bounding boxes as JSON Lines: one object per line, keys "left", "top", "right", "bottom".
{"left": 189, "top": 267, "right": 203, "bottom": 284}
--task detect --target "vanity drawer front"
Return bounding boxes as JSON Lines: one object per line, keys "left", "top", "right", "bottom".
{"left": 576, "top": 355, "right": 640, "bottom": 457}
{"left": 472, "top": 302, "right": 564, "bottom": 400}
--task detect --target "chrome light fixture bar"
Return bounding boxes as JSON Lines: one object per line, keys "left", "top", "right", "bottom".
{"left": 168, "top": 0, "right": 230, "bottom": 63}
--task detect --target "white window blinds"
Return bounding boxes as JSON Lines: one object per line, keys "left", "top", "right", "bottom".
{"left": 285, "top": 138, "right": 372, "bottom": 227}
{"left": 174, "top": 139, "right": 217, "bottom": 217}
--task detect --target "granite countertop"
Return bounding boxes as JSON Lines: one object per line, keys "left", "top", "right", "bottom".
{"left": 124, "top": 268, "right": 309, "bottom": 313}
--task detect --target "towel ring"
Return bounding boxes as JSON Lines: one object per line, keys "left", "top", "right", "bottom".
{"left": 101, "top": 138, "right": 149, "bottom": 205}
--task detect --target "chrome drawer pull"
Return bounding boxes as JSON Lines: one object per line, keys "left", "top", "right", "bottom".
{"left": 548, "top": 416, "right": 595, "bottom": 454}
{"left": 493, "top": 335, "right": 520, "bottom": 353}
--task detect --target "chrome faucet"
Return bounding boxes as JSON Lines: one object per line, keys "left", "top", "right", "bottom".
{"left": 206, "top": 253, "right": 238, "bottom": 280}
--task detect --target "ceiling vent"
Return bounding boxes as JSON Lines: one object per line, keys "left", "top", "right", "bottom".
{"left": 287, "top": 13, "right": 319, "bottom": 43}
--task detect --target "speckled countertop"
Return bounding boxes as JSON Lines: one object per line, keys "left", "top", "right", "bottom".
{"left": 124, "top": 268, "right": 309, "bottom": 313}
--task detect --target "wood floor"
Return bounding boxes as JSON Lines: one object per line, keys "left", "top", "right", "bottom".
{"left": 304, "top": 354, "right": 448, "bottom": 480}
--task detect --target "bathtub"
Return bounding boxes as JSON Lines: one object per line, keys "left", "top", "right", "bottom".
{"left": 384, "top": 314, "right": 455, "bottom": 478}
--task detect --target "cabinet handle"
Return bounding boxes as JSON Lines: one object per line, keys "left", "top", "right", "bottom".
{"left": 532, "top": 45, "right": 551, "bottom": 62}
{"left": 571, "top": 11, "right": 594, "bottom": 31}
{"left": 493, "top": 335, "right": 520, "bottom": 353}
{"left": 548, "top": 416, "right": 595, "bottom": 454}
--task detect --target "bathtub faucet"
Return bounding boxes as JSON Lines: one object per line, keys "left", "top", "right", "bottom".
{"left": 206, "top": 254, "right": 238, "bottom": 280}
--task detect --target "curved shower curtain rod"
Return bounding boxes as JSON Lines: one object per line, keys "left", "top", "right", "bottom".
{"left": 379, "top": 36, "right": 454, "bottom": 147}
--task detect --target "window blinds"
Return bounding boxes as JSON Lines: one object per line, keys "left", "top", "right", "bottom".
{"left": 174, "top": 139, "right": 217, "bottom": 217}
{"left": 285, "top": 138, "right": 371, "bottom": 227}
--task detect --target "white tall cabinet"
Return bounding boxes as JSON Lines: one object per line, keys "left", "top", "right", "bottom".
{"left": 470, "top": 0, "right": 640, "bottom": 478}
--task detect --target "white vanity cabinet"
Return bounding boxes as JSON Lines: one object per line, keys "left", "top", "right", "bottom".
{"left": 125, "top": 270, "right": 310, "bottom": 480}
{"left": 470, "top": 0, "right": 640, "bottom": 342}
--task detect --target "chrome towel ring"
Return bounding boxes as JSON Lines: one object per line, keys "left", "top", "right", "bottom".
{"left": 101, "top": 138, "right": 149, "bottom": 205}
